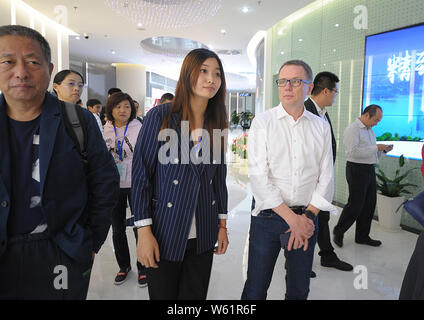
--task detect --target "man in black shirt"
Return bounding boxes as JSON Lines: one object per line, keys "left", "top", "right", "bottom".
{"left": 0, "top": 25, "right": 119, "bottom": 299}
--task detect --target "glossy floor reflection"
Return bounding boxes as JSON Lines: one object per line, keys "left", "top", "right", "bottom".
{"left": 87, "top": 149, "right": 419, "bottom": 300}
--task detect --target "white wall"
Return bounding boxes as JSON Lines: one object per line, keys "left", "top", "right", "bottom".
{"left": 0, "top": 0, "right": 75, "bottom": 91}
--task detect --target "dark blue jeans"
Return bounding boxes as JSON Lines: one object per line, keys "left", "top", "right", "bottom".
{"left": 241, "top": 209, "right": 318, "bottom": 300}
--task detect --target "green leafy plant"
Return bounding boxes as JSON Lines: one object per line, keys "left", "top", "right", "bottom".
{"left": 231, "top": 111, "right": 240, "bottom": 125}
{"left": 376, "top": 154, "right": 418, "bottom": 197}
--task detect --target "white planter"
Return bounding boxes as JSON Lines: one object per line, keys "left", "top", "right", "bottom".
{"left": 238, "top": 159, "right": 248, "bottom": 175}
{"left": 376, "top": 194, "right": 404, "bottom": 231}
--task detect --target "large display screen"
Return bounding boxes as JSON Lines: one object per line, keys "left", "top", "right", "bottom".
{"left": 362, "top": 23, "right": 424, "bottom": 160}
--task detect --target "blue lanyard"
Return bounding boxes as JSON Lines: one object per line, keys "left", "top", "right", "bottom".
{"left": 113, "top": 122, "right": 129, "bottom": 161}
{"left": 194, "top": 136, "right": 202, "bottom": 155}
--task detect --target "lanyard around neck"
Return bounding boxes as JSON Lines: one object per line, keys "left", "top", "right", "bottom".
{"left": 113, "top": 122, "right": 129, "bottom": 161}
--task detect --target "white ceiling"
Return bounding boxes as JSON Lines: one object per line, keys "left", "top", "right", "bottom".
{"left": 24, "top": 0, "right": 315, "bottom": 90}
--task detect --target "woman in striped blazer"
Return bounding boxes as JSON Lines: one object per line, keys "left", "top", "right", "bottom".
{"left": 131, "top": 48, "right": 229, "bottom": 300}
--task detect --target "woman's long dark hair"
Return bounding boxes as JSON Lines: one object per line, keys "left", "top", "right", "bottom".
{"left": 160, "top": 48, "right": 228, "bottom": 151}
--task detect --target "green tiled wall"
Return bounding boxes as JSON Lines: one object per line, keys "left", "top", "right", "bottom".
{"left": 269, "top": 0, "right": 424, "bottom": 231}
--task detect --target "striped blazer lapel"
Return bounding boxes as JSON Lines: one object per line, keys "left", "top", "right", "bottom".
{"left": 169, "top": 112, "right": 200, "bottom": 178}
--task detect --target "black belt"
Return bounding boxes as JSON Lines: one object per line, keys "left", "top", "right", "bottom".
{"left": 259, "top": 206, "right": 306, "bottom": 216}
{"left": 346, "top": 161, "right": 375, "bottom": 168}
{"left": 289, "top": 206, "right": 307, "bottom": 214}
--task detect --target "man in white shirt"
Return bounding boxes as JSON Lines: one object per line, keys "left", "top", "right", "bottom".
{"left": 333, "top": 105, "right": 393, "bottom": 247}
{"left": 304, "top": 72, "right": 353, "bottom": 275}
{"left": 86, "top": 98, "right": 104, "bottom": 137}
{"left": 241, "top": 60, "right": 335, "bottom": 300}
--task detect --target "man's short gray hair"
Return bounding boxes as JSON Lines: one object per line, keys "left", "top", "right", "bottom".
{"left": 279, "top": 59, "right": 313, "bottom": 82}
{"left": 0, "top": 25, "right": 51, "bottom": 63}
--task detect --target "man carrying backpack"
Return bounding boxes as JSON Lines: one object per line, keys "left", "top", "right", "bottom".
{"left": 0, "top": 25, "right": 120, "bottom": 299}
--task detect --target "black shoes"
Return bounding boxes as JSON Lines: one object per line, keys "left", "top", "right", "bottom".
{"left": 355, "top": 237, "right": 382, "bottom": 247}
{"left": 311, "top": 258, "right": 353, "bottom": 278}
{"left": 138, "top": 272, "right": 147, "bottom": 288}
{"left": 321, "top": 258, "right": 353, "bottom": 271}
{"left": 114, "top": 266, "right": 131, "bottom": 285}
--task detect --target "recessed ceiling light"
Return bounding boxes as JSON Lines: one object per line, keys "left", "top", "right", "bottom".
{"left": 280, "top": 51, "right": 285, "bottom": 55}
{"left": 220, "top": 29, "right": 227, "bottom": 34}
{"left": 137, "top": 22, "right": 143, "bottom": 27}
{"left": 75, "top": 36, "right": 80, "bottom": 40}
{"left": 333, "top": 49, "right": 337, "bottom": 52}
{"left": 334, "top": 23, "right": 339, "bottom": 27}
{"left": 111, "top": 50, "right": 116, "bottom": 54}
{"left": 242, "top": 6, "right": 249, "bottom": 13}
{"left": 298, "top": 38, "right": 303, "bottom": 42}
{"left": 278, "top": 30, "right": 283, "bottom": 36}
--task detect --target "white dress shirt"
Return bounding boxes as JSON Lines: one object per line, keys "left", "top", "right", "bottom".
{"left": 344, "top": 118, "right": 385, "bottom": 164}
{"left": 309, "top": 97, "right": 328, "bottom": 121}
{"left": 93, "top": 113, "right": 104, "bottom": 138}
{"left": 248, "top": 103, "right": 335, "bottom": 216}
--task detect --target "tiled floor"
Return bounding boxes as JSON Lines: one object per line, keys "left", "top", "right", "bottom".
{"left": 87, "top": 130, "right": 419, "bottom": 300}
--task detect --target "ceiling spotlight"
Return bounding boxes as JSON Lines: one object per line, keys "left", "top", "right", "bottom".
{"left": 220, "top": 29, "right": 227, "bottom": 35}
{"left": 334, "top": 23, "right": 340, "bottom": 27}
{"left": 75, "top": 36, "right": 80, "bottom": 40}
{"left": 242, "top": 6, "right": 249, "bottom": 13}
{"left": 280, "top": 51, "right": 285, "bottom": 55}
{"left": 111, "top": 50, "right": 116, "bottom": 54}
{"left": 333, "top": 49, "right": 337, "bottom": 52}
{"left": 278, "top": 30, "right": 283, "bottom": 36}
{"left": 298, "top": 38, "right": 303, "bottom": 42}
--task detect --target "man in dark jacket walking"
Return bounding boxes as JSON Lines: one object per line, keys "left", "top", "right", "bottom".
{"left": 304, "top": 71, "right": 353, "bottom": 276}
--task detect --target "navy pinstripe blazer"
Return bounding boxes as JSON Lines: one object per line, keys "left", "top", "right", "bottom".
{"left": 131, "top": 103, "right": 228, "bottom": 262}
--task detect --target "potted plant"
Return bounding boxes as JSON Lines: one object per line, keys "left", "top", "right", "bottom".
{"left": 231, "top": 111, "right": 240, "bottom": 129}
{"left": 376, "top": 154, "right": 418, "bottom": 230}
{"left": 239, "top": 111, "right": 254, "bottom": 130}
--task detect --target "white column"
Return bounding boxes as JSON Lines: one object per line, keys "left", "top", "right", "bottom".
{"left": 115, "top": 63, "right": 147, "bottom": 115}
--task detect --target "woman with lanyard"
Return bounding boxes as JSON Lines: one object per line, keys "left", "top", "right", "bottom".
{"left": 132, "top": 48, "right": 229, "bottom": 300}
{"left": 103, "top": 92, "right": 146, "bottom": 287}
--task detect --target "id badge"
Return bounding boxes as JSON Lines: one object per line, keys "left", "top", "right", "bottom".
{"left": 116, "top": 163, "right": 127, "bottom": 182}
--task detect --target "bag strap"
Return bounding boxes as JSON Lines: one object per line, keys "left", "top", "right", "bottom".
{"left": 60, "top": 101, "right": 88, "bottom": 168}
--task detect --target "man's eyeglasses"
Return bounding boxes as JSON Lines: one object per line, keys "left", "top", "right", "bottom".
{"left": 275, "top": 78, "right": 312, "bottom": 87}
{"left": 316, "top": 86, "right": 338, "bottom": 94}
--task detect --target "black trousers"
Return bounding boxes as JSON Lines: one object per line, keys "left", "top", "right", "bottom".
{"left": 0, "top": 231, "right": 92, "bottom": 300}
{"left": 145, "top": 239, "right": 214, "bottom": 300}
{"left": 334, "top": 161, "right": 376, "bottom": 241}
{"left": 399, "top": 231, "right": 424, "bottom": 299}
{"left": 317, "top": 210, "right": 337, "bottom": 261}
{"left": 111, "top": 188, "right": 143, "bottom": 273}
